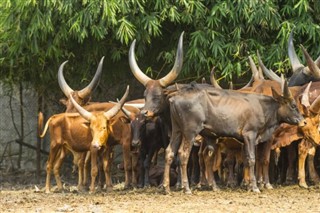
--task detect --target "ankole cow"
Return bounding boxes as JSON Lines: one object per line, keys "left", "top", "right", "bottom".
{"left": 38, "top": 58, "right": 105, "bottom": 192}
{"left": 162, "top": 79, "right": 305, "bottom": 194}
{"left": 39, "top": 86, "right": 129, "bottom": 193}
{"left": 260, "top": 45, "right": 320, "bottom": 188}
{"left": 56, "top": 59, "right": 142, "bottom": 191}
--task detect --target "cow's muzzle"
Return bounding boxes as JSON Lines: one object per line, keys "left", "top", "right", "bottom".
{"left": 207, "top": 145, "right": 214, "bottom": 157}
{"left": 298, "top": 118, "right": 307, "bottom": 128}
{"left": 141, "top": 109, "right": 155, "bottom": 118}
{"left": 132, "top": 139, "right": 141, "bottom": 147}
{"left": 91, "top": 142, "right": 102, "bottom": 150}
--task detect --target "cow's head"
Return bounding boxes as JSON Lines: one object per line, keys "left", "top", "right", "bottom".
{"left": 70, "top": 86, "right": 129, "bottom": 149}
{"left": 288, "top": 30, "right": 320, "bottom": 86}
{"left": 272, "top": 77, "right": 305, "bottom": 126}
{"left": 129, "top": 32, "right": 184, "bottom": 117}
{"left": 299, "top": 82, "right": 320, "bottom": 146}
{"left": 58, "top": 57, "right": 104, "bottom": 112}
{"left": 121, "top": 106, "right": 147, "bottom": 148}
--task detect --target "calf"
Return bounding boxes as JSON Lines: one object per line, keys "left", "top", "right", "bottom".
{"left": 122, "top": 106, "right": 169, "bottom": 188}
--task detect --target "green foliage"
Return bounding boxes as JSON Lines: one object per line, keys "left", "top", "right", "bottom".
{"left": 1, "top": 0, "right": 320, "bottom": 95}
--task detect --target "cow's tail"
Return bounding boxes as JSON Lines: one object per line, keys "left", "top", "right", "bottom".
{"left": 38, "top": 112, "right": 52, "bottom": 138}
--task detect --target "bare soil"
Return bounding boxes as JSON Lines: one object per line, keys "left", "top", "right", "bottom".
{"left": 1, "top": 170, "right": 320, "bottom": 213}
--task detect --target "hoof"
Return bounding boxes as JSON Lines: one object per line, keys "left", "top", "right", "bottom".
{"left": 299, "top": 182, "right": 309, "bottom": 189}
{"left": 212, "top": 186, "right": 220, "bottom": 192}
{"left": 70, "top": 186, "right": 79, "bottom": 193}
{"left": 105, "top": 186, "right": 113, "bottom": 192}
{"left": 265, "top": 183, "right": 273, "bottom": 190}
{"left": 184, "top": 189, "right": 192, "bottom": 195}
{"left": 251, "top": 186, "right": 261, "bottom": 193}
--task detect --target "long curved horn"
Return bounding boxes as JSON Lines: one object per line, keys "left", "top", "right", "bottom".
{"left": 70, "top": 93, "right": 93, "bottom": 121}
{"left": 210, "top": 66, "right": 222, "bottom": 89}
{"left": 229, "top": 81, "right": 233, "bottom": 90}
{"left": 104, "top": 86, "right": 130, "bottom": 119}
{"left": 159, "top": 32, "right": 184, "bottom": 87}
{"left": 121, "top": 106, "right": 132, "bottom": 119}
{"left": 288, "top": 30, "right": 304, "bottom": 73}
{"left": 300, "top": 45, "right": 320, "bottom": 78}
{"left": 129, "top": 40, "right": 152, "bottom": 86}
{"left": 58, "top": 61, "right": 74, "bottom": 97}
{"left": 301, "top": 81, "right": 312, "bottom": 108}
{"left": 78, "top": 56, "right": 105, "bottom": 98}
{"left": 315, "top": 55, "right": 320, "bottom": 67}
{"left": 281, "top": 75, "right": 292, "bottom": 99}
{"left": 248, "top": 56, "right": 260, "bottom": 82}
{"left": 310, "top": 94, "right": 320, "bottom": 114}
{"left": 257, "top": 51, "right": 281, "bottom": 83}
{"left": 239, "top": 75, "right": 253, "bottom": 89}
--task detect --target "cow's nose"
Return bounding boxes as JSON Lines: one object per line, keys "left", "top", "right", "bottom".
{"left": 132, "top": 140, "right": 141, "bottom": 147}
{"left": 298, "top": 119, "right": 307, "bottom": 127}
{"left": 91, "top": 142, "right": 101, "bottom": 150}
{"left": 141, "top": 110, "right": 154, "bottom": 117}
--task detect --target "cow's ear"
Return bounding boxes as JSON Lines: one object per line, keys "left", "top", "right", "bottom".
{"left": 271, "top": 87, "right": 282, "bottom": 102}
{"left": 119, "top": 116, "right": 130, "bottom": 124}
{"left": 81, "top": 121, "right": 90, "bottom": 129}
{"left": 59, "top": 98, "right": 68, "bottom": 106}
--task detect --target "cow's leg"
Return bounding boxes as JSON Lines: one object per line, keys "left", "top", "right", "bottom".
{"left": 298, "top": 140, "right": 309, "bottom": 188}
{"left": 286, "top": 144, "right": 297, "bottom": 184}
{"left": 45, "top": 143, "right": 61, "bottom": 193}
{"left": 102, "top": 146, "right": 114, "bottom": 192}
{"left": 53, "top": 147, "right": 67, "bottom": 192}
{"left": 178, "top": 136, "right": 193, "bottom": 194}
{"left": 138, "top": 150, "right": 146, "bottom": 188}
{"left": 203, "top": 146, "right": 218, "bottom": 191}
{"left": 197, "top": 141, "right": 207, "bottom": 188}
{"left": 307, "top": 146, "right": 320, "bottom": 185}
{"left": 131, "top": 150, "right": 139, "bottom": 188}
{"left": 234, "top": 152, "right": 244, "bottom": 186}
{"left": 83, "top": 151, "right": 91, "bottom": 188}
{"left": 144, "top": 146, "right": 159, "bottom": 188}
{"left": 89, "top": 148, "right": 98, "bottom": 193}
{"left": 261, "top": 140, "right": 273, "bottom": 189}
{"left": 255, "top": 143, "right": 263, "bottom": 188}
{"left": 243, "top": 133, "right": 259, "bottom": 193}
{"left": 225, "top": 152, "right": 236, "bottom": 187}
{"left": 143, "top": 149, "right": 154, "bottom": 188}
{"left": 191, "top": 145, "right": 200, "bottom": 186}
{"left": 163, "top": 132, "right": 182, "bottom": 194}
{"left": 73, "top": 152, "right": 85, "bottom": 191}
{"left": 122, "top": 138, "right": 133, "bottom": 189}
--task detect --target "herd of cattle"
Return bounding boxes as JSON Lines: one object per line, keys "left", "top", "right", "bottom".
{"left": 38, "top": 31, "right": 320, "bottom": 194}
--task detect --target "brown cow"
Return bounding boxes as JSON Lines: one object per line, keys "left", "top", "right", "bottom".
{"left": 38, "top": 58, "right": 105, "bottom": 192}
{"left": 271, "top": 82, "right": 320, "bottom": 188}
{"left": 39, "top": 87, "right": 129, "bottom": 193}
{"left": 252, "top": 52, "right": 320, "bottom": 189}
{"left": 57, "top": 60, "right": 142, "bottom": 191}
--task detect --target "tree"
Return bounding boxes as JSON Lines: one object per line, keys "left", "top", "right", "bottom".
{"left": 1, "top": 0, "right": 320, "bottom": 94}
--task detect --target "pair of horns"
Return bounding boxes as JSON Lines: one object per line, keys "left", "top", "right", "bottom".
{"left": 301, "top": 82, "right": 320, "bottom": 114}
{"left": 289, "top": 30, "right": 320, "bottom": 78}
{"left": 129, "top": 32, "right": 184, "bottom": 87}
{"left": 58, "top": 56, "right": 105, "bottom": 99}
{"left": 70, "top": 86, "right": 130, "bottom": 121}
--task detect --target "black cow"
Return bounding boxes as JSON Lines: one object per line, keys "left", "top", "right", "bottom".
{"left": 127, "top": 110, "right": 169, "bottom": 188}
{"left": 161, "top": 80, "right": 305, "bottom": 194}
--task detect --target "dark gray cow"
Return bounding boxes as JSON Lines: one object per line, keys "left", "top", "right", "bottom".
{"left": 162, "top": 80, "right": 305, "bottom": 194}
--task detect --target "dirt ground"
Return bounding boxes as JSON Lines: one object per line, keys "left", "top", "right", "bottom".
{"left": 1, "top": 170, "right": 320, "bottom": 213}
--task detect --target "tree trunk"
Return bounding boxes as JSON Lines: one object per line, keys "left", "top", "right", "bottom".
{"left": 17, "top": 82, "right": 24, "bottom": 169}
{"left": 36, "top": 92, "right": 44, "bottom": 183}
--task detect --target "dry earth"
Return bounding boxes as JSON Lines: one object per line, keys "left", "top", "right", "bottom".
{"left": 1, "top": 171, "right": 320, "bottom": 213}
